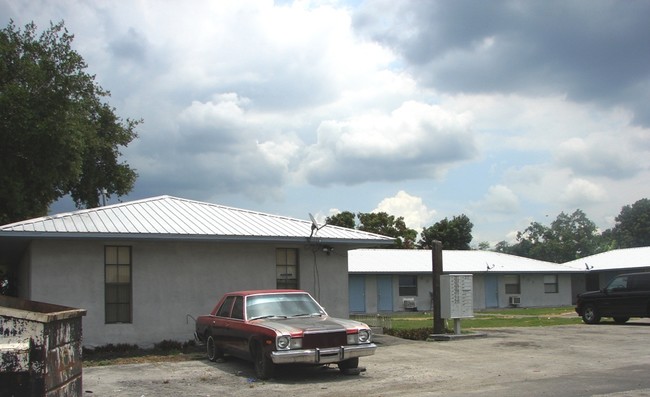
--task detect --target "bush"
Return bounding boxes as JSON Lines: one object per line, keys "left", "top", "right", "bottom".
{"left": 384, "top": 327, "right": 435, "bottom": 341}
{"left": 154, "top": 340, "right": 183, "bottom": 351}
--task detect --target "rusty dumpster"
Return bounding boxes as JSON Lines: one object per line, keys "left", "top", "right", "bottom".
{"left": 0, "top": 296, "right": 86, "bottom": 397}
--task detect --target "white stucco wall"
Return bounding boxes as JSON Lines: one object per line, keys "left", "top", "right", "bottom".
{"left": 26, "top": 239, "right": 349, "bottom": 347}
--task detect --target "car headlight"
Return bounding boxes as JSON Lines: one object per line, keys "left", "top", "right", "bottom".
{"left": 358, "top": 329, "right": 371, "bottom": 343}
{"left": 347, "top": 328, "right": 372, "bottom": 344}
{"left": 277, "top": 335, "right": 291, "bottom": 350}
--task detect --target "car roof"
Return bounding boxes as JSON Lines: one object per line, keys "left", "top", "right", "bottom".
{"left": 225, "top": 289, "right": 308, "bottom": 297}
{"left": 616, "top": 272, "right": 650, "bottom": 277}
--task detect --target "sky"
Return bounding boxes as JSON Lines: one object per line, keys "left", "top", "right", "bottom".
{"left": 2, "top": 0, "right": 649, "bottom": 245}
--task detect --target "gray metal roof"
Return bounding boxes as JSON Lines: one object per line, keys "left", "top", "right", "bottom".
{"left": 0, "top": 196, "right": 395, "bottom": 245}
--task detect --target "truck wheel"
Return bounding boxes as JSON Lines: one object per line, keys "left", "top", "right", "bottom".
{"left": 613, "top": 316, "right": 629, "bottom": 324}
{"left": 206, "top": 335, "right": 223, "bottom": 361}
{"left": 252, "top": 342, "right": 274, "bottom": 380}
{"left": 582, "top": 304, "right": 601, "bottom": 324}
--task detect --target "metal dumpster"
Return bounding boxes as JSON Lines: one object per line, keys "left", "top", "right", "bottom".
{"left": 0, "top": 296, "right": 87, "bottom": 397}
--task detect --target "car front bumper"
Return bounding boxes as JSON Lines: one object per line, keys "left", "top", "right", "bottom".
{"left": 270, "top": 343, "right": 377, "bottom": 365}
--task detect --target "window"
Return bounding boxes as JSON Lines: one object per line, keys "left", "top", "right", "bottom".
{"left": 105, "top": 246, "right": 132, "bottom": 324}
{"left": 504, "top": 275, "right": 520, "bottom": 294}
{"left": 276, "top": 248, "right": 299, "bottom": 289}
{"left": 544, "top": 274, "right": 559, "bottom": 293}
{"left": 217, "top": 296, "right": 235, "bottom": 317}
{"left": 231, "top": 296, "right": 244, "bottom": 320}
{"left": 399, "top": 275, "right": 417, "bottom": 296}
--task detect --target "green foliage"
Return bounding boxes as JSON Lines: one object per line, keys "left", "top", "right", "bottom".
{"left": 325, "top": 210, "right": 417, "bottom": 248}
{"left": 418, "top": 214, "right": 473, "bottom": 250}
{"left": 358, "top": 212, "right": 417, "bottom": 248}
{"left": 325, "top": 211, "right": 356, "bottom": 229}
{"left": 0, "top": 20, "right": 139, "bottom": 224}
{"left": 501, "top": 210, "right": 599, "bottom": 262}
{"left": 610, "top": 198, "right": 650, "bottom": 248}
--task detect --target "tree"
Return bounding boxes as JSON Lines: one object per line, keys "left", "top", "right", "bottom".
{"left": 325, "top": 211, "right": 356, "bottom": 229}
{"left": 418, "top": 214, "right": 474, "bottom": 250}
{"left": 0, "top": 21, "right": 139, "bottom": 224}
{"left": 357, "top": 212, "right": 417, "bottom": 249}
{"left": 609, "top": 198, "right": 650, "bottom": 248}
{"left": 326, "top": 211, "right": 417, "bottom": 248}
{"left": 508, "top": 210, "right": 598, "bottom": 262}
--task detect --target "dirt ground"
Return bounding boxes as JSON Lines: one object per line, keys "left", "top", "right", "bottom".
{"left": 83, "top": 320, "right": 650, "bottom": 396}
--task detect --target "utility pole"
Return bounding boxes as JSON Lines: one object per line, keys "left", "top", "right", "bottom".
{"left": 432, "top": 240, "right": 445, "bottom": 334}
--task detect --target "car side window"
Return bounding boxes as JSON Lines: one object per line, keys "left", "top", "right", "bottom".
{"left": 231, "top": 296, "right": 244, "bottom": 320}
{"left": 607, "top": 276, "right": 628, "bottom": 291}
{"left": 217, "top": 296, "right": 235, "bottom": 317}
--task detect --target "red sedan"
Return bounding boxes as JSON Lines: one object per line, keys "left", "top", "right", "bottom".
{"left": 195, "top": 290, "right": 377, "bottom": 379}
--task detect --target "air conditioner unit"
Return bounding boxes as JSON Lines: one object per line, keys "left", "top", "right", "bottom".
{"left": 509, "top": 296, "right": 521, "bottom": 306}
{"left": 402, "top": 298, "right": 417, "bottom": 311}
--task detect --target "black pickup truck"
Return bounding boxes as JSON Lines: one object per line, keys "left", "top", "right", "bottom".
{"left": 576, "top": 272, "right": 650, "bottom": 324}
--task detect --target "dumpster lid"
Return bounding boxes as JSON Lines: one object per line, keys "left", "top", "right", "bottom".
{"left": 0, "top": 295, "right": 86, "bottom": 323}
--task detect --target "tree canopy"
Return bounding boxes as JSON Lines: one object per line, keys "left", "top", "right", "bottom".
{"left": 325, "top": 211, "right": 417, "bottom": 248}
{"left": 497, "top": 209, "right": 601, "bottom": 262}
{"left": 609, "top": 198, "right": 650, "bottom": 248}
{"left": 418, "top": 214, "right": 473, "bottom": 250}
{"left": 0, "top": 20, "right": 139, "bottom": 224}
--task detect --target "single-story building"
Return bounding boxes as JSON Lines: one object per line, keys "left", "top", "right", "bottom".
{"left": 0, "top": 196, "right": 394, "bottom": 347}
{"left": 563, "top": 246, "right": 650, "bottom": 293}
{"left": 348, "top": 249, "right": 579, "bottom": 313}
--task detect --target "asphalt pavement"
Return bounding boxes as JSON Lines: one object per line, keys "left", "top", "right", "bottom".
{"left": 83, "top": 319, "right": 650, "bottom": 396}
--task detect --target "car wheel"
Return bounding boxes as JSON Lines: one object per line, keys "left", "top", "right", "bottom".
{"left": 252, "top": 342, "right": 274, "bottom": 380}
{"left": 613, "top": 316, "right": 630, "bottom": 324}
{"left": 206, "top": 335, "right": 224, "bottom": 362}
{"left": 582, "top": 304, "right": 601, "bottom": 324}
{"left": 338, "top": 357, "right": 359, "bottom": 371}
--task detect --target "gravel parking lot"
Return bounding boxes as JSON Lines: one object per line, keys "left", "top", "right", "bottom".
{"left": 84, "top": 320, "right": 650, "bottom": 397}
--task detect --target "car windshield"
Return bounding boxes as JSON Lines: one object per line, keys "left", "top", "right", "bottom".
{"left": 246, "top": 293, "right": 325, "bottom": 320}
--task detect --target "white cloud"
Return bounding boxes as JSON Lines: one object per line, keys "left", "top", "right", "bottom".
{"left": 560, "top": 179, "right": 607, "bottom": 208}
{"left": 474, "top": 185, "right": 520, "bottom": 214}
{"left": 299, "top": 101, "right": 478, "bottom": 185}
{"left": 373, "top": 191, "right": 437, "bottom": 231}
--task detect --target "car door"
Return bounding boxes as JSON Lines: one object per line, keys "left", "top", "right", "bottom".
{"left": 226, "top": 296, "right": 249, "bottom": 357}
{"left": 212, "top": 295, "right": 237, "bottom": 353}
{"left": 601, "top": 276, "right": 633, "bottom": 317}
{"left": 625, "top": 275, "right": 650, "bottom": 316}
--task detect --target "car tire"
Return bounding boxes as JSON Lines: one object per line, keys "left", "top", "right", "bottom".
{"left": 206, "top": 335, "right": 224, "bottom": 362}
{"left": 252, "top": 341, "right": 274, "bottom": 380}
{"left": 582, "top": 304, "right": 601, "bottom": 324}
{"left": 338, "top": 357, "right": 359, "bottom": 371}
{"left": 613, "top": 316, "right": 630, "bottom": 324}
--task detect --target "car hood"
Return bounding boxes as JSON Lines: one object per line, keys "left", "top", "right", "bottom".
{"left": 257, "top": 315, "right": 366, "bottom": 335}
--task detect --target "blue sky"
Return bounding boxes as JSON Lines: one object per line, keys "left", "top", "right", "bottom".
{"left": 2, "top": 0, "right": 649, "bottom": 245}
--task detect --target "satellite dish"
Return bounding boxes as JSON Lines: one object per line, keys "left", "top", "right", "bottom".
{"left": 308, "top": 213, "right": 326, "bottom": 238}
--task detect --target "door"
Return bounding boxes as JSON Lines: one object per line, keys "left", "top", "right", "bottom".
{"left": 348, "top": 275, "right": 366, "bottom": 313}
{"left": 377, "top": 275, "right": 393, "bottom": 312}
{"left": 485, "top": 274, "right": 499, "bottom": 308}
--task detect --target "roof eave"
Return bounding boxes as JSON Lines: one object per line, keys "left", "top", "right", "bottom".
{"left": 0, "top": 231, "right": 395, "bottom": 246}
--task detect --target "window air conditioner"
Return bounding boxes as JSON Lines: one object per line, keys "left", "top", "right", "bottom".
{"left": 402, "top": 298, "right": 416, "bottom": 310}
{"left": 509, "top": 296, "right": 521, "bottom": 306}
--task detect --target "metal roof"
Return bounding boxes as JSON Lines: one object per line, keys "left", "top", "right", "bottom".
{"left": 0, "top": 196, "right": 395, "bottom": 245}
{"left": 349, "top": 249, "right": 582, "bottom": 274}
{"left": 562, "top": 247, "right": 650, "bottom": 272}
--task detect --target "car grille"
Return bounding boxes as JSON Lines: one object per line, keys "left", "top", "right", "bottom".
{"left": 302, "top": 331, "right": 347, "bottom": 349}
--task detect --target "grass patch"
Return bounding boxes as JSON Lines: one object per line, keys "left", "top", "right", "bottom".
{"left": 384, "top": 306, "right": 582, "bottom": 339}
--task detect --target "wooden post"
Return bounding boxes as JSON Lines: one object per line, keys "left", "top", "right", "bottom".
{"left": 432, "top": 241, "right": 445, "bottom": 334}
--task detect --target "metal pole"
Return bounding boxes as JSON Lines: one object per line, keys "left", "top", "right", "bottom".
{"left": 432, "top": 241, "right": 445, "bottom": 334}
